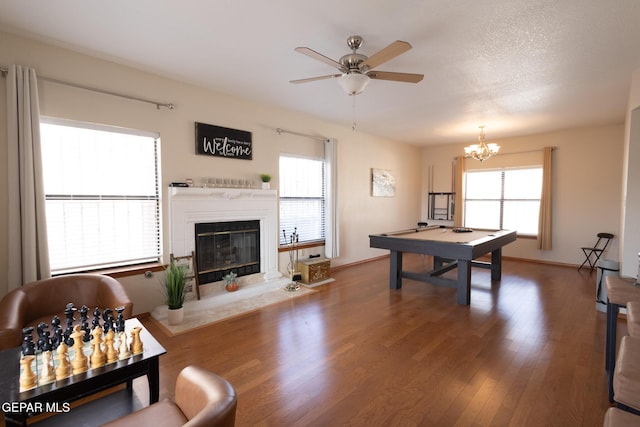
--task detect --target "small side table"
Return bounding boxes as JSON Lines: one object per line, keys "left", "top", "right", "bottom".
{"left": 296, "top": 258, "right": 331, "bottom": 285}
{"left": 605, "top": 275, "right": 640, "bottom": 402}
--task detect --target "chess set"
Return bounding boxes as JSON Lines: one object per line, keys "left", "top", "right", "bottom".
{"left": 19, "top": 303, "right": 143, "bottom": 392}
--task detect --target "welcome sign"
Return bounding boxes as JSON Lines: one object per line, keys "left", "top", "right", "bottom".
{"left": 195, "top": 122, "right": 252, "bottom": 160}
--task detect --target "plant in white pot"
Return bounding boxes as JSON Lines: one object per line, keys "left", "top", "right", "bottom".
{"left": 260, "top": 173, "right": 272, "bottom": 189}
{"left": 162, "top": 262, "right": 187, "bottom": 325}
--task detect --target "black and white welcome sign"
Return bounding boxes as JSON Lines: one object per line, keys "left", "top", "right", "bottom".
{"left": 195, "top": 122, "right": 252, "bottom": 160}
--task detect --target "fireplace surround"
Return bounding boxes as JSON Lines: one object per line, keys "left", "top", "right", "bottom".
{"left": 168, "top": 187, "right": 281, "bottom": 283}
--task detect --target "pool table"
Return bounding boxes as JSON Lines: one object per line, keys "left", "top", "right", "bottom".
{"left": 369, "top": 225, "right": 517, "bottom": 305}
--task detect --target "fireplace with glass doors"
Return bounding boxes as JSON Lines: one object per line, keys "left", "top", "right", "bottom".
{"left": 194, "top": 220, "right": 260, "bottom": 284}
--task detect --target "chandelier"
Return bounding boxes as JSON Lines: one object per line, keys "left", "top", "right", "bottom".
{"left": 464, "top": 126, "right": 500, "bottom": 162}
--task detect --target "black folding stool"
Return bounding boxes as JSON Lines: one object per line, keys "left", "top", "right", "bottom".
{"left": 578, "top": 232, "right": 614, "bottom": 272}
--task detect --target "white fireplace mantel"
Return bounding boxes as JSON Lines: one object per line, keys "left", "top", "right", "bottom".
{"left": 168, "top": 187, "right": 281, "bottom": 280}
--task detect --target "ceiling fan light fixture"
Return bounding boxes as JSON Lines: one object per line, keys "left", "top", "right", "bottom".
{"left": 338, "top": 73, "right": 370, "bottom": 96}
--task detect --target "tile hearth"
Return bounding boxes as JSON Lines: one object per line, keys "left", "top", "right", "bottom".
{"left": 150, "top": 278, "right": 315, "bottom": 335}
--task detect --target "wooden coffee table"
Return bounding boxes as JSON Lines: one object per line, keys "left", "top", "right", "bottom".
{"left": 0, "top": 318, "right": 166, "bottom": 427}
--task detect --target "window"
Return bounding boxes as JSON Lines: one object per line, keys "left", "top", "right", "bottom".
{"left": 40, "top": 118, "right": 161, "bottom": 274}
{"left": 464, "top": 167, "right": 542, "bottom": 235}
{"left": 279, "top": 155, "right": 325, "bottom": 245}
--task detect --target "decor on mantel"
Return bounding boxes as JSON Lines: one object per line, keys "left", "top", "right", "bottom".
{"left": 260, "top": 174, "right": 272, "bottom": 189}
{"left": 201, "top": 177, "right": 256, "bottom": 188}
{"left": 464, "top": 126, "right": 500, "bottom": 162}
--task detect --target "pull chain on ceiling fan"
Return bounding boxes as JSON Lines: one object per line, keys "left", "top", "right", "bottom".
{"left": 290, "top": 35, "right": 424, "bottom": 96}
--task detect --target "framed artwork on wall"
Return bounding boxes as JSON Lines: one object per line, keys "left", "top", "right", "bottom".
{"left": 371, "top": 168, "right": 395, "bottom": 197}
{"left": 195, "top": 122, "right": 252, "bottom": 160}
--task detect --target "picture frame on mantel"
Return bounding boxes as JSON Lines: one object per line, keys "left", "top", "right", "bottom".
{"left": 195, "top": 122, "right": 252, "bottom": 160}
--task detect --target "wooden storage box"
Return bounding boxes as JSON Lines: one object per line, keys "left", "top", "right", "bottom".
{"left": 296, "top": 258, "right": 330, "bottom": 284}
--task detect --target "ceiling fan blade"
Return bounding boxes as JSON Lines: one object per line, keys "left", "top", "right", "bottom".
{"left": 359, "top": 40, "right": 412, "bottom": 70}
{"left": 289, "top": 74, "right": 342, "bottom": 84}
{"left": 295, "top": 47, "right": 345, "bottom": 71}
{"left": 367, "top": 71, "right": 424, "bottom": 83}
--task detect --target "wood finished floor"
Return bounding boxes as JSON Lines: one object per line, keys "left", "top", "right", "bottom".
{"left": 138, "top": 255, "right": 618, "bottom": 426}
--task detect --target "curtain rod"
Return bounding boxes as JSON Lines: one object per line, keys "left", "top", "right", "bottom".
{"left": 459, "top": 146, "right": 557, "bottom": 159}
{"left": 494, "top": 146, "right": 557, "bottom": 156}
{"left": 276, "top": 128, "right": 329, "bottom": 142}
{"left": 1, "top": 66, "right": 175, "bottom": 110}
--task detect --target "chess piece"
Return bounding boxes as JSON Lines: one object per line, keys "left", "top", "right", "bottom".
{"left": 117, "top": 331, "right": 131, "bottom": 360}
{"left": 79, "top": 305, "right": 89, "bottom": 324}
{"left": 41, "top": 329, "right": 52, "bottom": 352}
{"left": 70, "top": 325, "right": 88, "bottom": 375}
{"left": 80, "top": 305, "right": 91, "bottom": 343}
{"left": 36, "top": 322, "right": 49, "bottom": 351}
{"left": 21, "top": 327, "right": 35, "bottom": 356}
{"left": 51, "top": 315, "right": 62, "bottom": 348}
{"left": 102, "top": 308, "right": 113, "bottom": 333}
{"left": 108, "top": 313, "right": 116, "bottom": 333}
{"left": 90, "top": 327, "right": 106, "bottom": 369}
{"left": 53, "top": 328, "right": 63, "bottom": 351}
{"left": 19, "top": 355, "right": 37, "bottom": 391}
{"left": 129, "top": 326, "right": 143, "bottom": 355}
{"left": 115, "top": 306, "right": 126, "bottom": 333}
{"left": 38, "top": 350, "right": 56, "bottom": 385}
{"left": 91, "top": 307, "right": 101, "bottom": 331}
{"left": 105, "top": 329, "right": 118, "bottom": 363}
{"left": 63, "top": 303, "right": 77, "bottom": 346}
{"left": 55, "top": 341, "right": 71, "bottom": 380}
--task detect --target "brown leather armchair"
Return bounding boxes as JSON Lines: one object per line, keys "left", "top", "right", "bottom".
{"left": 100, "top": 365, "right": 237, "bottom": 427}
{"left": 0, "top": 274, "right": 133, "bottom": 350}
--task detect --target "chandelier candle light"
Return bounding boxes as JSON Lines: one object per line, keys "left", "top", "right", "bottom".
{"left": 464, "top": 126, "right": 500, "bottom": 162}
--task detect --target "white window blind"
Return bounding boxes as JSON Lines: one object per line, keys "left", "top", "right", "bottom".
{"left": 40, "top": 119, "right": 161, "bottom": 273}
{"left": 464, "top": 167, "right": 542, "bottom": 235}
{"left": 279, "top": 155, "right": 325, "bottom": 245}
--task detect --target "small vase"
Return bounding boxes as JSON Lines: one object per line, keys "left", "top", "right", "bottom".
{"left": 261, "top": 182, "right": 270, "bottom": 189}
{"left": 167, "top": 307, "right": 184, "bottom": 325}
{"left": 225, "top": 281, "right": 238, "bottom": 292}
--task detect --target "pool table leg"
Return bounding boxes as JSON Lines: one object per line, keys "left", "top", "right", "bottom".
{"left": 390, "top": 250, "right": 403, "bottom": 289}
{"left": 457, "top": 259, "right": 471, "bottom": 305}
{"left": 491, "top": 248, "right": 502, "bottom": 280}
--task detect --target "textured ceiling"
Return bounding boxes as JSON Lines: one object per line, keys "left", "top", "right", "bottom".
{"left": 1, "top": 0, "right": 639, "bottom": 145}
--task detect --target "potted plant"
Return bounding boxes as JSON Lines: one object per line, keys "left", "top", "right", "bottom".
{"left": 260, "top": 173, "right": 272, "bottom": 189}
{"left": 162, "top": 262, "right": 187, "bottom": 325}
{"left": 223, "top": 271, "right": 238, "bottom": 292}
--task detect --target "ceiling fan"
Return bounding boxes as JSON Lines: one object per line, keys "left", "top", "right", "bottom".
{"left": 290, "top": 35, "right": 424, "bottom": 96}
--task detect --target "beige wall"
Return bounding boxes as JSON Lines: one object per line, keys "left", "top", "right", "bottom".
{"left": 0, "top": 31, "right": 422, "bottom": 313}
{"left": 421, "top": 124, "right": 625, "bottom": 266}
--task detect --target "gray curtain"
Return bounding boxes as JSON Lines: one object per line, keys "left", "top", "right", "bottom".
{"left": 7, "top": 64, "right": 50, "bottom": 290}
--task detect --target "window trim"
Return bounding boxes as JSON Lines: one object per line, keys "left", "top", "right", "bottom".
{"left": 463, "top": 166, "right": 542, "bottom": 237}
{"left": 278, "top": 153, "right": 326, "bottom": 247}
{"left": 40, "top": 117, "right": 162, "bottom": 274}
